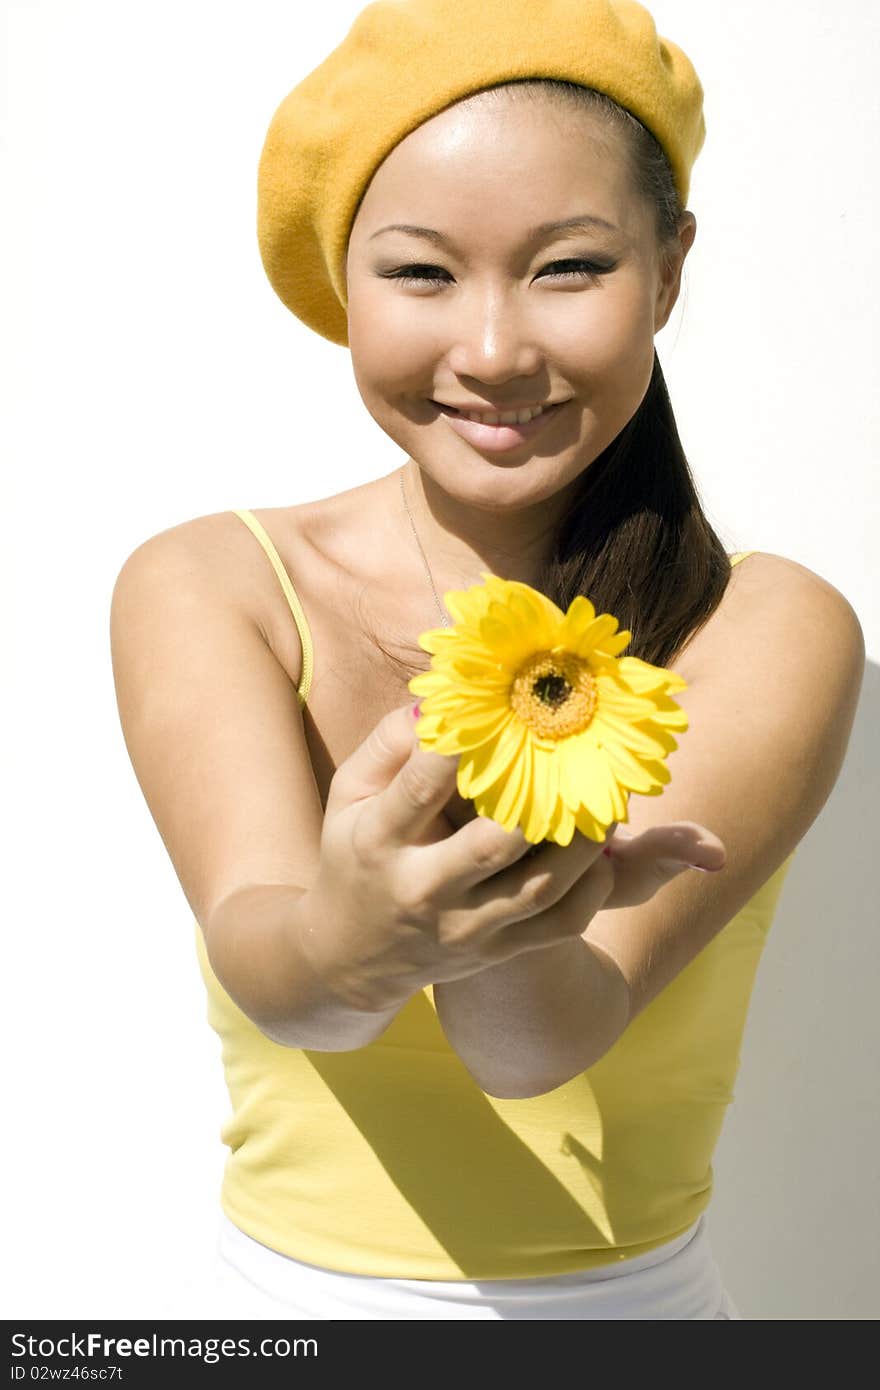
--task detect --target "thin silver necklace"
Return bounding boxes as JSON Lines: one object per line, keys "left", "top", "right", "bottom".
{"left": 400, "top": 470, "right": 452, "bottom": 628}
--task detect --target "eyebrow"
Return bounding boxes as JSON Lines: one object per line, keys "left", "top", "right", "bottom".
{"left": 367, "top": 215, "right": 620, "bottom": 248}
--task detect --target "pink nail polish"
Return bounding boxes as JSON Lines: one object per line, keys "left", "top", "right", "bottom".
{"left": 411, "top": 701, "right": 421, "bottom": 718}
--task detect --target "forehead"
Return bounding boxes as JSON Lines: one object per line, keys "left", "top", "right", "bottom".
{"left": 350, "top": 89, "right": 642, "bottom": 244}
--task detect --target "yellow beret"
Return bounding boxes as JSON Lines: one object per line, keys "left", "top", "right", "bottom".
{"left": 257, "top": 0, "right": 706, "bottom": 346}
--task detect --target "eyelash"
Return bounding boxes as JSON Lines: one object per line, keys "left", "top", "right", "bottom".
{"left": 383, "top": 258, "right": 615, "bottom": 286}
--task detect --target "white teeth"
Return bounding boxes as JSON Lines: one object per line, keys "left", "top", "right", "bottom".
{"left": 462, "top": 405, "right": 547, "bottom": 425}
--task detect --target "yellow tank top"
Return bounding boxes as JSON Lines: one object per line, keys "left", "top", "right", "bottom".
{"left": 193, "top": 511, "right": 796, "bottom": 1280}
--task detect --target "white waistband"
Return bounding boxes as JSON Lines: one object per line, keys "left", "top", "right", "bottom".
{"left": 216, "top": 1214, "right": 727, "bottom": 1319}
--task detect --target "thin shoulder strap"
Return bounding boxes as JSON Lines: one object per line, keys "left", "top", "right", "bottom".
{"left": 231, "top": 509, "right": 314, "bottom": 708}
{"left": 728, "top": 550, "right": 756, "bottom": 568}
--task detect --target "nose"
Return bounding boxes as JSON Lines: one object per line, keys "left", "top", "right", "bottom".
{"left": 446, "top": 288, "right": 544, "bottom": 383}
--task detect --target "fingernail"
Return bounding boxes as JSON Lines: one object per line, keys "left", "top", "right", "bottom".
{"left": 602, "top": 845, "right": 614, "bottom": 858}
{"left": 688, "top": 863, "right": 718, "bottom": 873}
{"left": 411, "top": 702, "right": 421, "bottom": 718}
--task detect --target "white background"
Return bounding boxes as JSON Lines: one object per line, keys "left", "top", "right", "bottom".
{"left": 3, "top": 0, "right": 878, "bottom": 1321}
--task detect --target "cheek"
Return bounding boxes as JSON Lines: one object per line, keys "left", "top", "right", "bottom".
{"left": 570, "top": 284, "right": 656, "bottom": 382}
{"left": 349, "top": 278, "right": 422, "bottom": 344}
{"left": 348, "top": 290, "right": 437, "bottom": 396}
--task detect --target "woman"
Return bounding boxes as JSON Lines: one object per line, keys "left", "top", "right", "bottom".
{"left": 110, "top": 0, "right": 864, "bottom": 1319}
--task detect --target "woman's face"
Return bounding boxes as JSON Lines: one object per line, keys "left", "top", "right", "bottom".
{"left": 345, "top": 91, "right": 695, "bottom": 511}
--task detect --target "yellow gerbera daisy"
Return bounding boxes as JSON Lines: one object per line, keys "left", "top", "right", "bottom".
{"left": 407, "top": 573, "right": 688, "bottom": 847}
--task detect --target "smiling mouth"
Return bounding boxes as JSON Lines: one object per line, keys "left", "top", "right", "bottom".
{"left": 431, "top": 400, "right": 567, "bottom": 423}
{"left": 429, "top": 398, "right": 571, "bottom": 454}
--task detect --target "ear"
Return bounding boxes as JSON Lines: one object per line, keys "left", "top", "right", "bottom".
{"left": 654, "top": 212, "right": 697, "bottom": 333}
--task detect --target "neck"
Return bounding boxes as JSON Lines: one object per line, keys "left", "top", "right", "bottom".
{"left": 400, "top": 459, "right": 575, "bottom": 595}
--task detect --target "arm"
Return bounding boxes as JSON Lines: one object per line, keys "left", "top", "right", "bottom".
{"left": 432, "top": 934, "right": 629, "bottom": 1098}
{"left": 204, "top": 883, "right": 408, "bottom": 1049}
{"left": 110, "top": 521, "right": 409, "bottom": 1051}
{"left": 433, "top": 554, "right": 865, "bottom": 1098}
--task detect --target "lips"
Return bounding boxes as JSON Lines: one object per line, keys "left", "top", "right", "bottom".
{"left": 433, "top": 399, "right": 568, "bottom": 454}
{"left": 434, "top": 401, "right": 551, "bottom": 421}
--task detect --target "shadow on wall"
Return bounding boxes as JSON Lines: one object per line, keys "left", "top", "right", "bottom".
{"left": 709, "top": 658, "right": 878, "bottom": 1321}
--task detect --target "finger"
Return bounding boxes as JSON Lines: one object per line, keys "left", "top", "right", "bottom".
{"left": 603, "top": 821, "right": 726, "bottom": 908}
{"left": 492, "top": 851, "right": 615, "bottom": 958}
{"left": 327, "top": 702, "right": 425, "bottom": 813}
{"left": 370, "top": 716, "right": 463, "bottom": 848}
{"left": 416, "top": 810, "right": 538, "bottom": 900}
{"left": 462, "top": 819, "right": 607, "bottom": 919}
{"left": 416, "top": 811, "right": 617, "bottom": 911}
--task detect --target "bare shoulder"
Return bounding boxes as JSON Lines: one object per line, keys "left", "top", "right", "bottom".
{"left": 761, "top": 550, "right": 863, "bottom": 661}
{"left": 680, "top": 547, "right": 865, "bottom": 804}
{"left": 679, "top": 549, "right": 865, "bottom": 681}
{"left": 583, "top": 548, "right": 866, "bottom": 1023}
{"left": 115, "top": 504, "right": 333, "bottom": 692}
{"left": 117, "top": 506, "right": 313, "bottom": 623}
{"left": 730, "top": 548, "right": 861, "bottom": 612}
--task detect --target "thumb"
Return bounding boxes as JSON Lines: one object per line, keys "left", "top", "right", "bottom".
{"left": 603, "top": 821, "right": 726, "bottom": 908}
{"left": 327, "top": 701, "right": 455, "bottom": 821}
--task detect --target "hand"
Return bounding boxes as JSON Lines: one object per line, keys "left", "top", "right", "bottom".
{"left": 295, "top": 702, "right": 725, "bottom": 1011}
{"left": 438, "top": 752, "right": 727, "bottom": 912}
{"left": 595, "top": 822, "right": 726, "bottom": 909}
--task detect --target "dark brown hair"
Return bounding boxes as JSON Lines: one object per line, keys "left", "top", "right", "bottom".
{"left": 363, "top": 78, "right": 732, "bottom": 678}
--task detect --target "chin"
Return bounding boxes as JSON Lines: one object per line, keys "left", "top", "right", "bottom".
{"left": 421, "top": 446, "right": 587, "bottom": 504}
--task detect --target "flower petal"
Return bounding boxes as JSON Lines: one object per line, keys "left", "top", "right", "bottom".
{"left": 593, "top": 709, "right": 671, "bottom": 760}
{"left": 476, "top": 615, "right": 536, "bottom": 669}
{"left": 505, "top": 734, "right": 534, "bottom": 832}
{"left": 616, "top": 655, "right": 686, "bottom": 695}
{"left": 481, "top": 574, "right": 566, "bottom": 626}
{"left": 521, "top": 740, "right": 556, "bottom": 842}
{"left": 595, "top": 671, "right": 665, "bottom": 719}
{"left": 574, "top": 802, "right": 610, "bottom": 843}
{"left": 592, "top": 629, "right": 633, "bottom": 661}
{"left": 558, "top": 734, "right": 590, "bottom": 810}
{"left": 408, "top": 670, "right": 456, "bottom": 698}
{"left": 573, "top": 612, "right": 621, "bottom": 656}
{"left": 481, "top": 725, "right": 529, "bottom": 830}
{"left": 555, "top": 594, "right": 598, "bottom": 650}
{"left": 442, "top": 587, "right": 495, "bottom": 627}
{"left": 426, "top": 707, "right": 513, "bottom": 755}
{"left": 472, "top": 733, "right": 531, "bottom": 833}
{"left": 559, "top": 733, "right": 619, "bottom": 824}
{"left": 546, "top": 794, "right": 577, "bottom": 847}
{"left": 603, "top": 738, "right": 670, "bottom": 794}
{"left": 453, "top": 713, "right": 523, "bottom": 791}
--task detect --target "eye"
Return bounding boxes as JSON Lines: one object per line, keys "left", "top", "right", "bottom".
{"left": 380, "top": 257, "right": 615, "bottom": 287}
{"left": 539, "top": 258, "right": 614, "bottom": 283}
{"left": 383, "top": 263, "right": 452, "bottom": 286}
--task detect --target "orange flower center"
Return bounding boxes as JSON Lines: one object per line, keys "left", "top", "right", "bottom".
{"left": 509, "top": 649, "right": 597, "bottom": 739}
